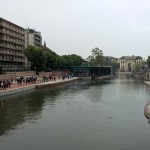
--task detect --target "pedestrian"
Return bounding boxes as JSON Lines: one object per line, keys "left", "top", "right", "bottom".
{"left": 1, "top": 82, "right": 4, "bottom": 89}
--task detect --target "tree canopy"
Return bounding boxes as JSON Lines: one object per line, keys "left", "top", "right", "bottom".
{"left": 24, "top": 46, "right": 84, "bottom": 71}
{"left": 86, "top": 47, "right": 104, "bottom": 66}
{"left": 24, "top": 46, "right": 47, "bottom": 71}
{"left": 147, "top": 56, "right": 150, "bottom": 68}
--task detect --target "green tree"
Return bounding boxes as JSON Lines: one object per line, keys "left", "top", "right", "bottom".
{"left": 111, "top": 63, "right": 120, "bottom": 73}
{"left": 86, "top": 47, "right": 104, "bottom": 66}
{"left": 86, "top": 55, "right": 95, "bottom": 65}
{"left": 132, "top": 64, "right": 142, "bottom": 72}
{"left": 46, "top": 52, "right": 57, "bottom": 70}
{"left": 70, "top": 54, "right": 84, "bottom": 66}
{"left": 25, "top": 45, "right": 84, "bottom": 71}
{"left": 60, "top": 54, "right": 84, "bottom": 69}
{"left": 24, "top": 46, "right": 47, "bottom": 71}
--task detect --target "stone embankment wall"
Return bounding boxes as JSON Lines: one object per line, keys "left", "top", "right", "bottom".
{"left": 0, "top": 85, "right": 36, "bottom": 97}
{"left": 133, "top": 71, "right": 150, "bottom": 81}
{"left": 144, "top": 71, "right": 150, "bottom": 81}
{"left": 133, "top": 73, "right": 145, "bottom": 80}
{"left": 0, "top": 71, "right": 35, "bottom": 80}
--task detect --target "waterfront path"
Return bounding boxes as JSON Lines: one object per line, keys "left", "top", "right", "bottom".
{"left": 0, "top": 75, "right": 113, "bottom": 97}
{"left": 0, "top": 77, "right": 79, "bottom": 97}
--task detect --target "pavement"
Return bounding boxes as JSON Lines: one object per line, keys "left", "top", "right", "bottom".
{"left": 0, "top": 77, "right": 78, "bottom": 94}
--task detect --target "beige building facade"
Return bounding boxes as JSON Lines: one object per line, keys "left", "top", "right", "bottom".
{"left": 119, "top": 55, "right": 143, "bottom": 72}
{"left": 24, "top": 28, "right": 42, "bottom": 70}
{"left": 0, "top": 18, "right": 25, "bottom": 72}
{"left": 25, "top": 28, "right": 42, "bottom": 48}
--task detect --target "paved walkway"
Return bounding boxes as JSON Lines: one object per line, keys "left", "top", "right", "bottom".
{"left": 0, "top": 77, "right": 78, "bottom": 94}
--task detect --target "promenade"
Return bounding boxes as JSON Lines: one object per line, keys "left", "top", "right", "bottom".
{"left": 0, "top": 75, "right": 113, "bottom": 98}
{"left": 0, "top": 77, "right": 79, "bottom": 97}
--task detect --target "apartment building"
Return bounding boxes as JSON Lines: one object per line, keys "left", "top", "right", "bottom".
{"left": 0, "top": 17, "right": 25, "bottom": 72}
{"left": 25, "top": 28, "right": 42, "bottom": 48}
{"left": 24, "top": 28, "right": 42, "bottom": 70}
{"left": 103, "top": 56, "right": 119, "bottom": 66}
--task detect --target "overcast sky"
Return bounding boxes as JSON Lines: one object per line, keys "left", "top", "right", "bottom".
{"left": 1, "top": 0, "right": 150, "bottom": 59}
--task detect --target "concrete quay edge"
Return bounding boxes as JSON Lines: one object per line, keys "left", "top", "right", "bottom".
{"left": 36, "top": 77, "right": 79, "bottom": 89}
{"left": 0, "top": 84, "right": 36, "bottom": 97}
{"left": 144, "top": 81, "right": 150, "bottom": 85}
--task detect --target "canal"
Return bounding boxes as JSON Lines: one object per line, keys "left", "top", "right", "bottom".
{"left": 0, "top": 78, "right": 150, "bottom": 150}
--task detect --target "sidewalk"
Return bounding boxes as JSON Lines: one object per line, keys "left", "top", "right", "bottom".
{"left": 0, "top": 77, "right": 79, "bottom": 97}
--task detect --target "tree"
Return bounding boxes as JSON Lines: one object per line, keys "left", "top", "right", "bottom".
{"left": 86, "top": 47, "right": 104, "bottom": 66}
{"left": 111, "top": 63, "right": 120, "bottom": 74}
{"left": 24, "top": 46, "right": 47, "bottom": 71}
{"left": 25, "top": 45, "right": 85, "bottom": 71}
{"left": 46, "top": 52, "right": 57, "bottom": 70}
{"left": 86, "top": 55, "right": 95, "bottom": 65}
{"left": 61, "top": 54, "right": 84, "bottom": 69}
{"left": 133, "top": 64, "right": 141, "bottom": 72}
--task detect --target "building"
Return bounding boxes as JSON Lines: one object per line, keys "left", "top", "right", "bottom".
{"left": 24, "top": 28, "right": 42, "bottom": 70}
{"left": 0, "top": 17, "right": 25, "bottom": 72}
{"left": 25, "top": 28, "right": 42, "bottom": 48}
{"left": 40, "top": 41, "right": 52, "bottom": 53}
{"left": 119, "top": 55, "right": 143, "bottom": 72}
{"left": 103, "top": 56, "right": 118, "bottom": 66}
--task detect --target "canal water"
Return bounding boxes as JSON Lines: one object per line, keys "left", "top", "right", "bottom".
{"left": 0, "top": 78, "right": 150, "bottom": 150}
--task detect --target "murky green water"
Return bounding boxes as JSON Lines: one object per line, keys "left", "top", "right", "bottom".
{"left": 0, "top": 78, "right": 150, "bottom": 150}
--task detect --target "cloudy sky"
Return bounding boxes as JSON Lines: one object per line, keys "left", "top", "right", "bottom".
{"left": 1, "top": 0, "right": 150, "bottom": 59}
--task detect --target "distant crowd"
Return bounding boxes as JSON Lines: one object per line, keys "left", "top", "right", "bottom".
{"left": 0, "top": 76, "right": 37, "bottom": 90}
{"left": 0, "top": 73, "right": 74, "bottom": 90}
{"left": 42, "top": 74, "right": 73, "bottom": 82}
{"left": 0, "top": 80, "right": 12, "bottom": 90}
{"left": 16, "top": 76, "right": 37, "bottom": 85}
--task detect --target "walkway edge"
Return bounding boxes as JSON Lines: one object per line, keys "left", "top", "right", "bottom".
{"left": 0, "top": 85, "right": 36, "bottom": 97}
{"left": 144, "top": 81, "right": 150, "bottom": 85}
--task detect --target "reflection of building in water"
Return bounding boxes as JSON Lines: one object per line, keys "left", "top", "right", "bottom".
{"left": 119, "top": 55, "right": 143, "bottom": 72}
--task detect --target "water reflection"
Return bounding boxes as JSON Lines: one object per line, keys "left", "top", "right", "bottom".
{"left": 0, "top": 92, "right": 42, "bottom": 136}
{"left": 0, "top": 80, "right": 113, "bottom": 136}
{"left": 1, "top": 78, "right": 150, "bottom": 150}
{"left": 0, "top": 88, "right": 64, "bottom": 136}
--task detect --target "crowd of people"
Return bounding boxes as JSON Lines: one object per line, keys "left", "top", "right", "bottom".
{"left": 0, "top": 80, "right": 12, "bottom": 90}
{"left": 16, "top": 76, "right": 37, "bottom": 85}
{"left": 0, "top": 73, "right": 74, "bottom": 90}
{"left": 0, "top": 76, "right": 37, "bottom": 90}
